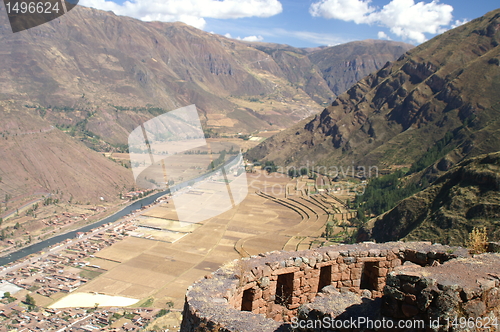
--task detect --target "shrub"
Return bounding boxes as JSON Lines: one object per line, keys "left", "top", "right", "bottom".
{"left": 467, "top": 227, "right": 488, "bottom": 254}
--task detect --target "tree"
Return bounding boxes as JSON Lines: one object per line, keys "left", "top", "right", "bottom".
{"left": 323, "top": 223, "right": 334, "bottom": 239}
{"left": 3, "top": 292, "right": 15, "bottom": 303}
{"left": 156, "top": 309, "right": 168, "bottom": 317}
{"left": 288, "top": 168, "right": 298, "bottom": 178}
{"left": 356, "top": 207, "right": 367, "bottom": 224}
{"left": 25, "top": 294, "right": 36, "bottom": 309}
{"left": 263, "top": 161, "right": 277, "bottom": 174}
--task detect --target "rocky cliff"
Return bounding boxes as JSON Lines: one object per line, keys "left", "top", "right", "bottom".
{"left": 247, "top": 9, "right": 500, "bottom": 172}
{"left": 360, "top": 152, "right": 500, "bottom": 246}
{"left": 308, "top": 39, "right": 413, "bottom": 97}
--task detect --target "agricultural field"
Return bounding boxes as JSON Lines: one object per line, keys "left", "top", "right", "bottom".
{"left": 64, "top": 170, "right": 353, "bottom": 310}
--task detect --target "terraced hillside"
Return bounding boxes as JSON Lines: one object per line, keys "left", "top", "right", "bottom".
{"left": 247, "top": 8, "right": 500, "bottom": 173}
{"left": 360, "top": 151, "right": 500, "bottom": 246}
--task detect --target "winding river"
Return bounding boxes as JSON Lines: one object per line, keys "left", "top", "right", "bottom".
{"left": 0, "top": 153, "right": 243, "bottom": 266}
{"left": 0, "top": 189, "right": 169, "bottom": 266}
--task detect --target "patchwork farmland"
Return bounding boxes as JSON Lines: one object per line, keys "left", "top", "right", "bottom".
{"left": 70, "top": 170, "right": 356, "bottom": 309}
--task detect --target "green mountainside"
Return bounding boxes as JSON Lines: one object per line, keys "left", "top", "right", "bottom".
{"left": 247, "top": 8, "right": 500, "bottom": 173}
{"left": 360, "top": 152, "right": 500, "bottom": 246}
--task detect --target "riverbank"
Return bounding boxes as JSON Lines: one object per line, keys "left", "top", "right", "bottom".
{"left": 0, "top": 190, "right": 166, "bottom": 267}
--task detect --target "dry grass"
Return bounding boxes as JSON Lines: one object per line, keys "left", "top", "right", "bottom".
{"left": 467, "top": 227, "right": 488, "bottom": 254}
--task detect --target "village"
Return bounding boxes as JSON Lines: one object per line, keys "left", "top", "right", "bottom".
{"left": 0, "top": 204, "right": 174, "bottom": 332}
{"left": 0, "top": 305, "right": 163, "bottom": 332}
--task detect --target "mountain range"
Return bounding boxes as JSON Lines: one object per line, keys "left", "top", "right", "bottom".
{"left": 247, "top": 8, "right": 500, "bottom": 174}
{"left": 246, "top": 8, "right": 500, "bottom": 245}
{"left": 0, "top": 4, "right": 411, "bottom": 205}
{"left": 0, "top": 3, "right": 498, "bottom": 249}
{"left": 0, "top": 6, "right": 412, "bottom": 139}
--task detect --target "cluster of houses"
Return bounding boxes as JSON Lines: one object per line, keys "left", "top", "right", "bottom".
{"left": 0, "top": 305, "right": 164, "bottom": 331}
{"left": 40, "top": 206, "right": 107, "bottom": 229}
{"left": 42, "top": 212, "right": 89, "bottom": 227}
{"left": 0, "top": 202, "right": 175, "bottom": 331}
{"left": 3, "top": 221, "right": 141, "bottom": 297}
{"left": 122, "top": 190, "right": 153, "bottom": 200}
{"left": 6, "top": 264, "right": 88, "bottom": 297}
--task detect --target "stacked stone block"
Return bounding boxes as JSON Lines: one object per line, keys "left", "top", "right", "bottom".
{"left": 181, "top": 242, "right": 473, "bottom": 332}
{"left": 383, "top": 253, "right": 500, "bottom": 331}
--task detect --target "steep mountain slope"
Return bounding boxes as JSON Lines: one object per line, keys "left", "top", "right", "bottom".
{"left": 0, "top": 5, "right": 325, "bottom": 139}
{"left": 360, "top": 152, "right": 500, "bottom": 246}
{"left": 248, "top": 40, "right": 413, "bottom": 104}
{"left": 308, "top": 40, "right": 414, "bottom": 96}
{"left": 247, "top": 8, "right": 500, "bottom": 171}
{"left": 0, "top": 101, "right": 135, "bottom": 204}
{"left": 0, "top": 3, "right": 414, "bottom": 205}
{"left": 246, "top": 43, "right": 335, "bottom": 105}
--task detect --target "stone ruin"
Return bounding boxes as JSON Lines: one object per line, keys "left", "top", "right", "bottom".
{"left": 180, "top": 242, "right": 500, "bottom": 331}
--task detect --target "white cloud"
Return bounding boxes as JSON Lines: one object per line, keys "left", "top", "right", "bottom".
{"left": 310, "top": 0, "right": 455, "bottom": 44}
{"left": 241, "top": 35, "right": 264, "bottom": 42}
{"left": 79, "top": 0, "right": 283, "bottom": 30}
{"left": 310, "top": 0, "right": 375, "bottom": 24}
{"left": 451, "top": 18, "right": 469, "bottom": 29}
{"left": 223, "top": 33, "right": 264, "bottom": 42}
{"left": 378, "top": 31, "right": 391, "bottom": 40}
{"left": 369, "top": 0, "right": 453, "bottom": 43}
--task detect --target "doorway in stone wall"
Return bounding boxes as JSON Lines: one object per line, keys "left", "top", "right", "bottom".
{"left": 360, "top": 261, "right": 378, "bottom": 290}
{"left": 275, "top": 272, "right": 294, "bottom": 306}
{"left": 241, "top": 288, "right": 255, "bottom": 311}
{"left": 318, "top": 265, "right": 332, "bottom": 292}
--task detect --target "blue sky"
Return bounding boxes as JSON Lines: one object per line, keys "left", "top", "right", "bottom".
{"left": 79, "top": 0, "right": 499, "bottom": 47}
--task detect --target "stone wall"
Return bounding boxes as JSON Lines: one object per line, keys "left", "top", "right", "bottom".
{"left": 382, "top": 253, "right": 500, "bottom": 330}
{"left": 180, "top": 242, "right": 471, "bottom": 332}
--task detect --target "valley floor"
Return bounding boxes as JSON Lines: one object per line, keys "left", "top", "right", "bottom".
{"left": 0, "top": 169, "right": 362, "bottom": 331}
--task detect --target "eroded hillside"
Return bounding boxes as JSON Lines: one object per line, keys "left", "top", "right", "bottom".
{"left": 247, "top": 9, "right": 500, "bottom": 172}
{"left": 360, "top": 152, "right": 500, "bottom": 245}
